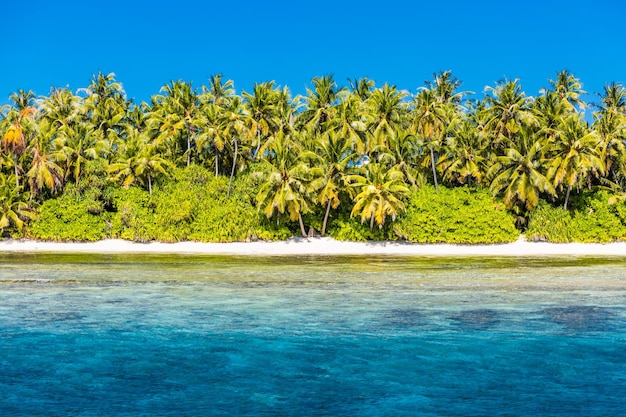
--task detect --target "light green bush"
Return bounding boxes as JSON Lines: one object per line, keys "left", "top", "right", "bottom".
{"left": 394, "top": 185, "right": 519, "bottom": 243}
{"left": 526, "top": 191, "right": 626, "bottom": 243}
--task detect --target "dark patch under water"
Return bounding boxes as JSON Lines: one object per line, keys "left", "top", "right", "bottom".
{"left": 450, "top": 308, "right": 502, "bottom": 329}
{"left": 543, "top": 305, "right": 616, "bottom": 331}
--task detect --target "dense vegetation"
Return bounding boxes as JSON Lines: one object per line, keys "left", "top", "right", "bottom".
{"left": 1, "top": 71, "right": 626, "bottom": 243}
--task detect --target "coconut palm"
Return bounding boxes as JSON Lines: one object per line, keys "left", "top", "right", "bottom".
{"left": 81, "top": 72, "right": 129, "bottom": 154}
{"left": 545, "top": 70, "right": 586, "bottom": 113}
{"left": 39, "top": 87, "right": 82, "bottom": 131}
{"left": 347, "top": 162, "right": 409, "bottom": 229}
{"left": 108, "top": 127, "right": 171, "bottom": 195}
{"left": 546, "top": 115, "right": 604, "bottom": 209}
{"left": 483, "top": 79, "right": 538, "bottom": 150}
{"left": 309, "top": 131, "right": 357, "bottom": 236}
{"left": 255, "top": 132, "right": 312, "bottom": 237}
{"left": 149, "top": 80, "right": 199, "bottom": 166}
{"left": 488, "top": 126, "right": 555, "bottom": 214}
{"left": 427, "top": 70, "right": 466, "bottom": 105}
{"left": 243, "top": 81, "right": 280, "bottom": 160}
{"left": 376, "top": 131, "right": 422, "bottom": 188}
{"left": 299, "top": 75, "right": 343, "bottom": 134}
{"left": 195, "top": 102, "right": 228, "bottom": 176}
{"left": 593, "top": 83, "right": 626, "bottom": 187}
{"left": 365, "top": 83, "right": 407, "bottom": 149}
{"left": 0, "top": 173, "right": 36, "bottom": 234}
{"left": 26, "top": 120, "right": 64, "bottom": 198}
{"left": 220, "top": 96, "right": 248, "bottom": 196}
{"left": 334, "top": 90, "right": 368, "bottom": 156}
{"left": 348, "top": 77, "right": 375, "bottom": 101}
{"left": 53, "top": 123, "right": 105, "bottom": 185}
{"left": 411, "top": 88, "right": 447, "bottom": 192}
{"left": 203, "top": 73, "right": 235, "bottom": 107}
{"left": 438, "top": 119, "right": 488, "bottom": 186}
{"left": 2, "top": 90, "right": 37, "bottom": 187}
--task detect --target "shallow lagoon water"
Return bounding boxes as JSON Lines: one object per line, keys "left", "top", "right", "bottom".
{"left": 1, "top": 254, "right": 626, "bottom": 416}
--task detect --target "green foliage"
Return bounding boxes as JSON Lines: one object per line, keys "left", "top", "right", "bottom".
{"left": 107, "top": 186, "right": 157, "bottom": 242}
{"left": 525, "top": 201, "right": 574, "bottom": 242}
{"left": 527, "top": 192, "right": 626, "bottom": 242}
{"left": 29, "top": 184, "right": 112, "bottom": 241}
{"left": 394, "top": 185, "right": 518, "bottom": 243}
{"left": 327, "top": 211, "right": 397, "bottom": 241}
{"left": 251, "top": 216, "right": 294, "bottom": 241}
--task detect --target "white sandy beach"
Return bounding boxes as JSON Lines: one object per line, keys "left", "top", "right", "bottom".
{"left": 1, "top": 237, "right": 626, "bottom": 256}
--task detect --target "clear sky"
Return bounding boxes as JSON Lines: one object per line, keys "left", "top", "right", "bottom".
{"left": 1, "top": 0, "right": 624, "bottom": 106}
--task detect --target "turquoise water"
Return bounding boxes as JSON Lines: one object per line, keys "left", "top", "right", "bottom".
{"left": 1, "top": 254, "right": 625, "bottom": 416}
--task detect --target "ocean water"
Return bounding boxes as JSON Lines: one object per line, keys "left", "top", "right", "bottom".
{"left": 1, "top": 253, "right": 625, "bottom": 416}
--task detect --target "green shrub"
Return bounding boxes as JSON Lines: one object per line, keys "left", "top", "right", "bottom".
{"left": 525, "top": 201, "right": 573, "bottom": 242}
{"left": 527, "top": 191, "right": 626, "bottom": 242}
{"left": 107, "top": 186, "right": 158, "bottom": 242}
{"left": 29, "top": 188, "right": 112, "bottom": 241}
{"left": 394, "top": 185, "right": 518, "bottom": 243}
{"left": 328, "top": 213, "right": 397, "bottom": 241}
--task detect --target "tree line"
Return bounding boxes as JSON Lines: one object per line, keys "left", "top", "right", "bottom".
{"left": 1, "top": 70, "right": 625, "bottom": 239}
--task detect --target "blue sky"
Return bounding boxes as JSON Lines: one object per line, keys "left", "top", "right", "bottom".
{"left": 1, "top": 0, "right": 624, "bottom": 107}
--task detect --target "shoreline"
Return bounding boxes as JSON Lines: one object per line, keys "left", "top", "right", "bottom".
{"left": 1, "top": 237, "right": 626, "bottom": 256}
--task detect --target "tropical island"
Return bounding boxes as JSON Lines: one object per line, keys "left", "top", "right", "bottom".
{"left": 1, "top": 71, "right": 626, "bottom": 246}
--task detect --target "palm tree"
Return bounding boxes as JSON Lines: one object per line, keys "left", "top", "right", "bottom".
{"left": 365, "top": 83, "right": 407, "bottom": 149}
{"left": 334, "top": 90, "right": 368, "bottom": 156}
{"left": 309, "top": 131, "right": 357, "bottom": 236}
{"left": 26, "top": 120, "right": 64, "bottom": 198}
{"left": 376, "top": 131, "right": 422, "bottom": 188}
{"left": 243, "top": 81, "right": 280, "bottom": 160}
{"left": 81, "top": 72, "right": 129, "bottom": 155}
{"left": 593, "top": 83, "right": 626, "bottom": 187}
{"left": 150, "top": 80, "right": 199, "bottom": 166}
{"left": 53, "top": 123, "right": 105, "bottom": 184}
{"left": 546, "top": 115, "right": 604, "bottom": 209}
{"left": 299, "top": 75, "right": 343, "bottom": 134}
{"left": 483, "top": 79, "right": 538, "bottom": 150}
{"left": 108, "top": 127, "right": 171, "bottom": 196}
{"left": 0, "top": 173, "right": 36, "bottom": 234}
{"left": 347, "top": 77, "right": 375, "bottom": 101}
{"left": 488, "top": 126, "right": 555, "bottom": 214}
{"left": 255, "top": 132, "right": 312, "bottom": 237}
{"left": 347, "top": 162, "right": 409, "bottom": 229}
{"left": 2, "top": 90, "right": 36, "bottom": 187}
{"left": 195, "top": 102, "right": 228, "bottom": 176}
{"left": 39, "top": 87, "right": 81, "bottom": 131}
{"left": 438, "top": 119, "right": 488, "bottom": 186}
{"left": 203, "top": 73, "right": 235, "bottom": 107}
{"left": 545, "top": 70, "right": 586, "bottom": 113}
{"left": 427, "top": 70, "right": 466, "bottom": 105}
{"left": 411, "top": 88, "right": 447, "bottom": 192}
{"left": 220, "top": 96, "right": 248, "bottom": 196}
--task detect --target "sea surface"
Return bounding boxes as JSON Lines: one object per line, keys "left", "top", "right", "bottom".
{"left": 1, "top": 253, "right": 625, "bottom": 416}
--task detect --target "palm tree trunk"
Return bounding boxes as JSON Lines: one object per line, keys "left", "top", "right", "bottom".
{"left": 14, "top": 155, "right": 19, "bottom": 188}
{"left": 185, "top": 123, "right": 192, "bottom": 167}
{"left": 370, "top": 214, "right": 375, "bottom": 230}
{"left": 298, "top": 213, "right": 307, "bottom": 238}
{"left": 215, "top": 147, "right": 219, "bottom": 177}
{"left": 253, "top": 131, "right": 261, "bottom": 161}
{"left": 429, "top": 139, "right": 438, "bottom": 193}
{"left": 227, "top": 138, "right": 238, "bottom": 197}
{"left": 563, "top": 184, "right": 571, "bottom": 210}
{"left": 148, "top": 173, "right": 152, "bottom": 196}
{"left": 321, "top": 200, "right": 332, "bottom": 237}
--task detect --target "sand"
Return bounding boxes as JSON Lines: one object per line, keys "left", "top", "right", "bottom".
{"left": 1, "top": 237, "right": 626, "bottom": 256}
